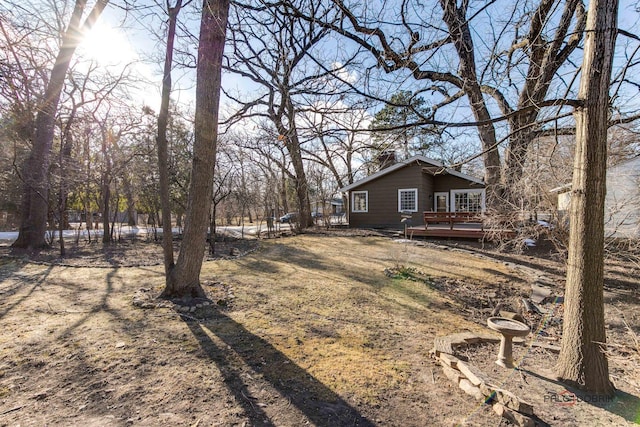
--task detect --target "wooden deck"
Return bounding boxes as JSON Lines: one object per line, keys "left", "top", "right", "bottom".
{"left": 405, "top": 224, "right": 515, "bottom": 239}
{"left": 404, "top": 211, "right": 516, "bottom": 239}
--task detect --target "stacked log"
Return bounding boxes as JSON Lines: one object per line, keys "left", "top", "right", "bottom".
{"left": 432, "top": 333, "right": 538, "bottom": 427}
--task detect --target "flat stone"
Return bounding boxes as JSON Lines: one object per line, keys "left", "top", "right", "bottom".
{"left": 433, "top": 336, "right": 454, "bottom": 354}
{"left": 457, "top": 360, "right": 489, "bottom": 386}
{"left": 440, "top": 363, "right": 464, "bottom": 385}
{"left": 459, "top": 378, "right": 483, "bottom": 400}
{"left": 531, "top": 283, "right": 553, "bottom": 304}
{"left": 466, "top": 333, "right": 501, "bottom": 344}
{"left": 434, "top": 333, "right": 501, "bottom": 354}
{"left": 485, "top": 387, "right": 534, "bottom": 415}
{"left": 438, "top": 352, "right": 460, "bottom": 369}
{"left": 492, "top": 403, "right": 535, "bottom": 427}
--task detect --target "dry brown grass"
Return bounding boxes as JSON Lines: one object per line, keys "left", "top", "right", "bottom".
{"left": 0, "top": 234, "right": 638, "bottom": 426}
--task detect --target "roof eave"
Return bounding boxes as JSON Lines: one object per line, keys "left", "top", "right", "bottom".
{"left": 338, "top": 155, "right": 484, "bottom": 192}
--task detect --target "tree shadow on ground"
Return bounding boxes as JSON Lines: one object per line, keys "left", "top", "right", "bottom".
{"left": 521, "top": 368, "right": 640, "bottom": 424}
{"left": 182, "top": 311, "right": 375, "bottom": 427}
{"left": 0, "top": 263, "right": 52, "bottom": 320}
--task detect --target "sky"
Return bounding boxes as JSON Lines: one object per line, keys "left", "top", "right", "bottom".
{"left": 76, "top": 0, "right": 640, "bottom": 113}
{"left": 78, "top": 0, "right": 257, "bottom": 113}
{"left": 8, "top": 0, "right": 640, "bottom": 160}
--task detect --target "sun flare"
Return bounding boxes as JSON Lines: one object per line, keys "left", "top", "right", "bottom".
{"left": 78, "top": 20, "right": 137, "bottom": 66}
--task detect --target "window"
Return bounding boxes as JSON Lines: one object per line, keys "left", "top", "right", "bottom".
{"left": 352, "top": 191, "right": 368, "bottom": 213}
{"left": 451, "top": 189, "right": 485, "bottom": 212}
{"left": 398, "top": 188, "right": 418, "bottom": 212}
{"left": 434, "top": 192, "right": 449, "bottom": 212}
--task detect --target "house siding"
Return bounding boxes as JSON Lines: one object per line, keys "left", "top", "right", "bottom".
{"left": 349, "top": 162, "right": 433, "bottom": 228}
{"left": 556, "top": 157, "right": 640, "bottom": 238}
{"left": 605, "top": 157, "right": 640, "bottom": 238}
{"left": 433, "top": 175, "right": 483, "bottom": 192}
{"left": 342, "top": 156, "right": 485, "bottom": 229}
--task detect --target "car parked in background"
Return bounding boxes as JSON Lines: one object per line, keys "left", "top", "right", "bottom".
{"left": 279, "top": 212, "right": 298, "bottom": 223}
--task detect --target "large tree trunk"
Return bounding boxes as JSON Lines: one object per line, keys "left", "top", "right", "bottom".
{"left": 12, "top": 0, "right": 108, "bottom": 251}
{"left": 284, "top": 132, "right": 312, "bottom": 229}
{"left": 555, "top": 0, "right": 617, "bottom": 395}
{"left": 101, "top": 129, "right": 112, "bottom": 244}
{"left": 275, "top": 102, "right": 312, "bottom": 229}
{"left": 439, "top": 0, "right": 502, "bottom": 201}
{"left": 161, "top": 0, "right": 230, "bottom": 299}
{"left": 157, "top": 0, "right": 182, "bottom": 281}
{"left": 280, "top": 164, "right": 289, "bottom": 216}
{"left": 122, "top": 173, "right": 137, "bottom": 226}
{"left": 57, "top": 117, "right": 75, "bottom": 256}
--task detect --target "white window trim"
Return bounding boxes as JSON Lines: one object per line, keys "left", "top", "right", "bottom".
{"left": 434, "top": 191, "right": 450, "bottom": 212}
{"left": 351, "top": 190, "right": 369, "bottom": 213}
{"left": 450, "top": 189, "right": 486, "bottom": 212}
{"left": 398, "top": 188, "right": 418, "bottom": 212}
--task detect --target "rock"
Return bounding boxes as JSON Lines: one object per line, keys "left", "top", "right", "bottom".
{"left": 438, "top": 352, "right": 460, "bottom": 369}
{"left": 133, "top": 297, "right": 156, "bottom": 309}
{"left": 521, "top": 298, "right": 540, "bottom": 313}
{"left": 531, "top": 283, "right": 553, "bottom": 304}
{"left": 459, "top": 378, "right": 483, "bottom": 401}
{"left": 492, "top": 403, "right": 535, "bottom": 427}
{"left": 433, "top": 336, "right": 455, "bottom": 354}
{"left": 498, "top": 311, "right": 528, "bottom": 324}
{"left": 484, "top": 387, "right": 534, "bottom": 415}
{"left": 440, "top": 363, "right": 464, "bottom": 385}
{"left": 456, "top": 360, "right": 489, "bottom": 386}
{"left": 433, "top": 333, "right": 500, "bottom": 354}
{"left": 115, "top": 342, "right": 126, "bottom": 349}
{"left": 189, "top": 306, "right": 197, "bottom": 313}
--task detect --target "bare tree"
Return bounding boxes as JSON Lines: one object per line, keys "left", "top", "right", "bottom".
{"left": 224, "top": 0, "right": 358, "bottom": 228}
{"left": 555, "top": 0, "right": 617, "bottom": 394}
{"left": 297, "top": 99, "right": 372, "bottom": 189}
{"left": 286, "top": 0, "right": 588, "bottom": 211}
{"left": 12, "top": 0, "right": 109, "bottom": 251}
{"left": 156, "top": 0, "right": 187, "bottom": 283}
{"left": 160, "top": 0, "right": 230, "bottom": 299}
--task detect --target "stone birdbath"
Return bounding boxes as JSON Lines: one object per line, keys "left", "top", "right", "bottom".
{"left": 487, "top": 317, "right": 530, "bottom": 368}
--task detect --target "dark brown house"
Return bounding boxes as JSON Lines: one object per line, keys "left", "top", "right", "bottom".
{"left": 339, "top": 155, "right": 485, "bottom": 229}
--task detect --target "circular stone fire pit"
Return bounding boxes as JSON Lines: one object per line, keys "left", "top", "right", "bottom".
{"left": 487, "top": 317, "right": 530, "bottom": 368}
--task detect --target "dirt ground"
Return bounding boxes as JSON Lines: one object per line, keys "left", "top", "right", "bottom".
{"left": 0, "top": 230, "right": 638, "bottom": 426}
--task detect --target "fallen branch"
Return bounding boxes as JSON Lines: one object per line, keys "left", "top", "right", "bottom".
{"left": 0, "top": 405, "right": 25, "bottom": 416}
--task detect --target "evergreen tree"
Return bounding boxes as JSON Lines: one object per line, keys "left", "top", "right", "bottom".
{"left": 369, "top": 91, "right": 439, "bottom": 162}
